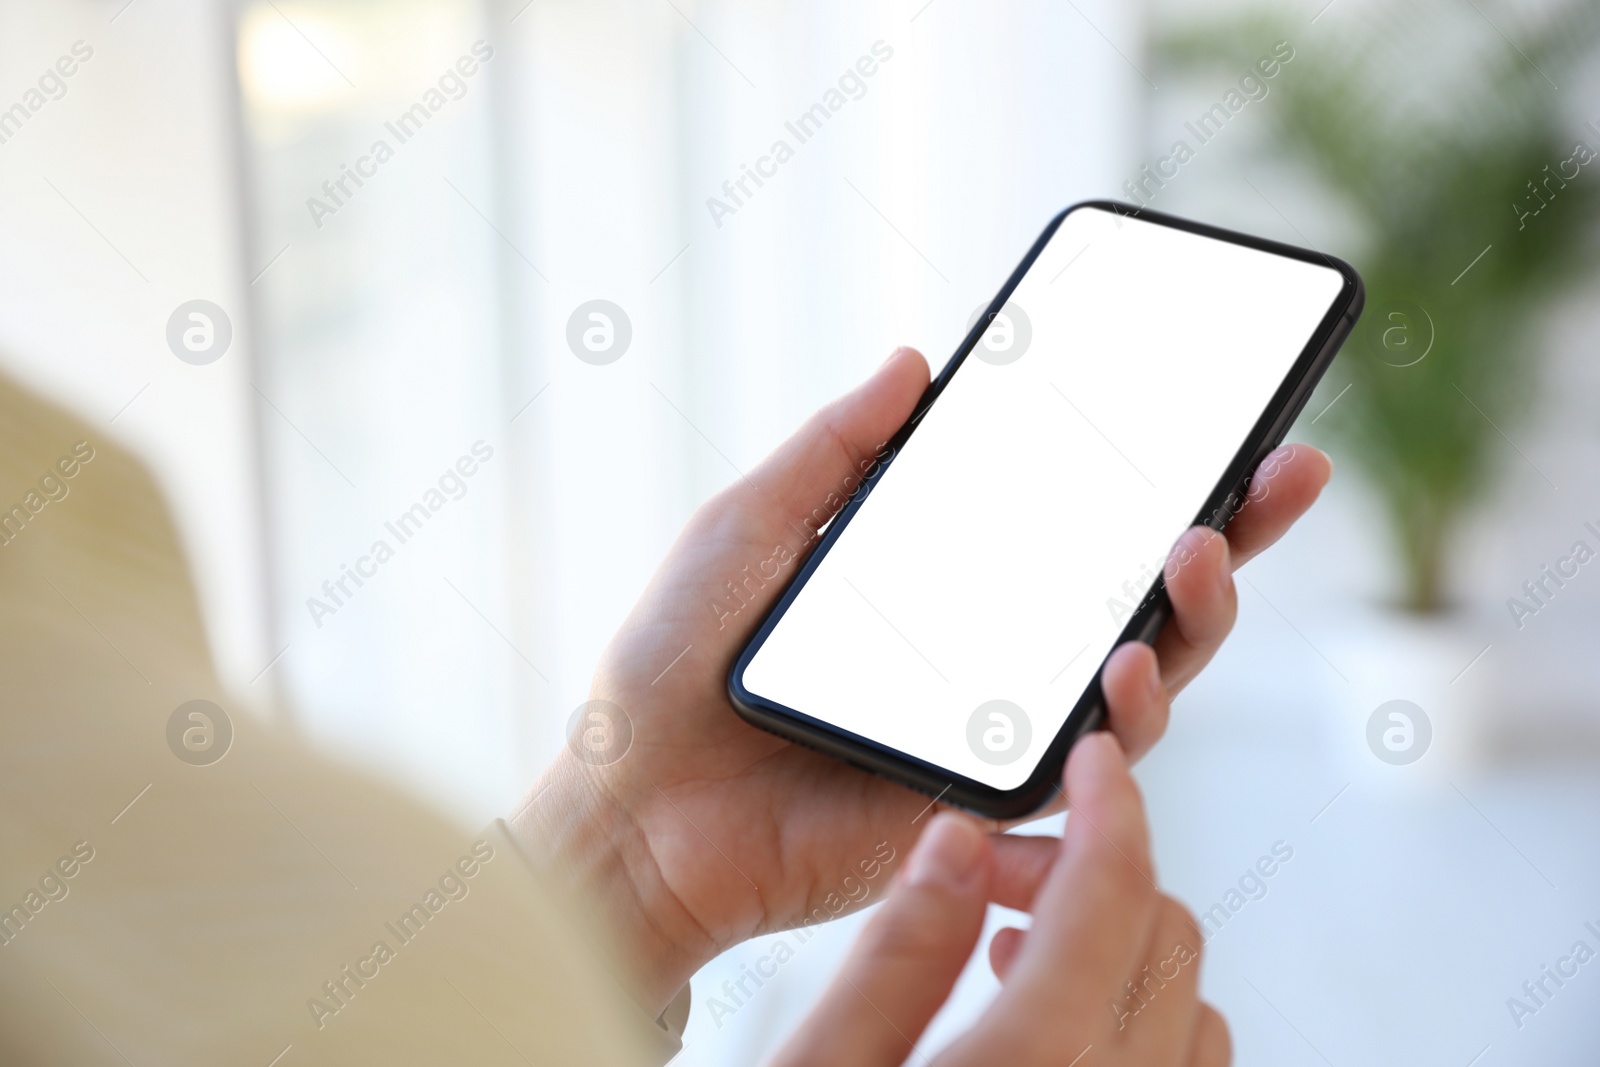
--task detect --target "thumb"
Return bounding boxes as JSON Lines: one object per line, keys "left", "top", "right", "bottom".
{"left": 611, "top": 347, "right": 928, "bottom": 680}
{"left": 724, "top": 346, "right": 928, "bottom": 547}
{"left": 769, "top": 814, "right": 991, "bottom": 1067}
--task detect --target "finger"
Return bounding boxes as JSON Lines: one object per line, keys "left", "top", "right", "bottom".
{"left": 1114, "top": 897, "right": 1204, "bottom": 1060}
{"left": 1102, "top": 639, "right": 1173, "bottom": 764}
{"left": 991, "top": 446, "right": 1327, "bottom": 760}
{"left": 1223, "top": 443, "right": 1331, "bottom": 568}
{"left": 988, "top": 834, "right": 1056, "bottom": 912}
{"left": 716, "top": 345, "right": 929, "bottom": 544}
{"left": 987, "top": 645, "right": 1170, "bottom": 903}
{"left": 1186, "top": 1005, "right": 1232, "bottom": 1067}
{"left": 1152, "top": 526, "right": 1236, "bottom": 696}
{"left": 990, "top": 645, "right": 1169, "bottom": 891}
{"left": 1151, "top": 444, "right": 1328, "bottom": 696}
{"left": 988, "top": 926, "right": 1026, "bottom": 982}
{"left": 770, "top": 813, "right": 991, "bottom": 1067}
{"left": 1000, "top": 733, "right": 1159, "bottom": 1022}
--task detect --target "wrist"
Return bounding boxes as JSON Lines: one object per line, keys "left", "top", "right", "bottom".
{"left": 507, "top": 755, "right": 714, "bottom": 1016}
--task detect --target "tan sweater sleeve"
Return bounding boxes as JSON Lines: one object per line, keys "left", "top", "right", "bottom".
{"left": 0, "top": 373, "right": 670, "bottom": 1066}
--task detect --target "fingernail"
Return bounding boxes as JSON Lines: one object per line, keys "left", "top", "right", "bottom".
{"left": 1145, "top": 651, "right": 1163, "bottom": 703}
{"left": 881, "top": 346, "right": 910, "bottom": 367}
{"left": 906, "top": 814, "right": 982, "bottom": 890}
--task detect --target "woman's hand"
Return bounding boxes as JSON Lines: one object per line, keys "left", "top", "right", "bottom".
{"left": 771, "top": 734, "right": 1229, "bottom": 1067}
{"left": 510, "top": 346, "right": 1330, "bottom": 1015}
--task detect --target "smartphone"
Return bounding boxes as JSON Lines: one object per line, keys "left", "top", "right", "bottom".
{"left": 728, "top": 201, "right": 1363, "bottom": 819}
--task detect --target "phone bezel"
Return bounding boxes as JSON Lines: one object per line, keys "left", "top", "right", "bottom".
{"left": 727, "top": 199, "right": 1365, "bottom": 819}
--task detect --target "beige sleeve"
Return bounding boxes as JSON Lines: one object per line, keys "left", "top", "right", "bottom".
{"left": 0, "top": 373, "right": 673, "bottom": 1066}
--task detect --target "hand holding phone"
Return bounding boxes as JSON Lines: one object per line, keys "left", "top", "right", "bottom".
{"left": 515, "top": 227, "right": 1341, "bottom": 1010}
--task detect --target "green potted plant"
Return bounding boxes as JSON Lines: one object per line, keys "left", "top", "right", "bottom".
{"left": 1156, "top": 2, "right": 1600, "bottom": 613}
{"left": 1152, "top": 2, "right": 1600, "bottom": 772}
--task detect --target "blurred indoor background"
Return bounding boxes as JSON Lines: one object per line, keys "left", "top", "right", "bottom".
{"left": 2, "top": 0, "right": 1598, "bottom": 1062}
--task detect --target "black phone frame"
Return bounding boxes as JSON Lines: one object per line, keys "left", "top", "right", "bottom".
{"left": 727, "top": 199, "right": 1365, "bottom": 819}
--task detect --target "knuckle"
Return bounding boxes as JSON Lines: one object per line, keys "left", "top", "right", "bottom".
{"left": 808, "top": 407, "right": 862, "bottom": 475}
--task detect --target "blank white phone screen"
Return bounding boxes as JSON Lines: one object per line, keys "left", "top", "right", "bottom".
{"left": 742, "top": 206, "right": 1345, "bottom": 790}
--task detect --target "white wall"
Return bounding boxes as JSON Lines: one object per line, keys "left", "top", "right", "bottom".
{"left": 0, "top": 0, "right": 273, "bottom": 714}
